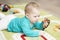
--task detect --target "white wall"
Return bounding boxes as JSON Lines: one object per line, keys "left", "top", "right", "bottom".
{"left": 0, "top": 0, "right": 60, "bottom": 17}
{"left": 0, "top": 0, "right": 27, "bottom": 4}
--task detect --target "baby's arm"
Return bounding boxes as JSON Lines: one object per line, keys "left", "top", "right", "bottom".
{"left": 33, "top": 21, "right": 44, "bottom": 30}
{"left": 20, "top": 21, "right": 41, "bottom": 37}
{"left": 33, "top": 18, "right": 50, "bottom": 30}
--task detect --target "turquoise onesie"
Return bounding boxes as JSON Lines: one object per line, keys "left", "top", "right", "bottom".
{"left": 8, "top": 16, "right": 44, "bottom": 37}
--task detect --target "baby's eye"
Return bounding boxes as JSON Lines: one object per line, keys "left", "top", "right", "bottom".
{"left": 34, "top": 16, "right": 40, "bottom": 17}
{"left": 34, "top": 16, "right": 37, "bottom": 17}
{"left": 34, "top": 15, "right": 40, "bottom": 17}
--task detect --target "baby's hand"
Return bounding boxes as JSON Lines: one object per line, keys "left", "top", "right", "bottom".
{"left": 43, "top": 17, "right": 50, "bottom": 28}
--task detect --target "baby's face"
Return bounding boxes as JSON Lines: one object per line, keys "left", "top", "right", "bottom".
{"left": 27, "top": 8, "right": 40, "bottom": 23}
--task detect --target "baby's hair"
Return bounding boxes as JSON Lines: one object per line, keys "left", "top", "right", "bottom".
{"left": 25, "top": 2, "right": 40, "bottom": 14}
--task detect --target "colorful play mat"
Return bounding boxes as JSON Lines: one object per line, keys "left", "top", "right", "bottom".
{"left": 0, "top": 4, "right": 60, "bottom": 40}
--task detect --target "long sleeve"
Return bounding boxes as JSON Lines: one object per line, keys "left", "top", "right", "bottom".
{"left": 8, "top": 16, "right": 40, "bottom": 37}
{"left": 20, "top": 19, "right": 40, "bottom": 37}
{"left": 33, "top": 21, "right": 44, "bottom": 30}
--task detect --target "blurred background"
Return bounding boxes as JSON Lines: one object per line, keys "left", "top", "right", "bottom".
{"left": 0, "top": 0, "right": 60, "bottom": 17}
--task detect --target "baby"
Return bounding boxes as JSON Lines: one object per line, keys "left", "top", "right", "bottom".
{"left": 0, "top": 2, "right": 50, "bottom": 37}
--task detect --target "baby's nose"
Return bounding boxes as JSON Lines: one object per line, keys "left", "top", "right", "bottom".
{"left": 36, "top": 17, "right": 39, "bottom": 20}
